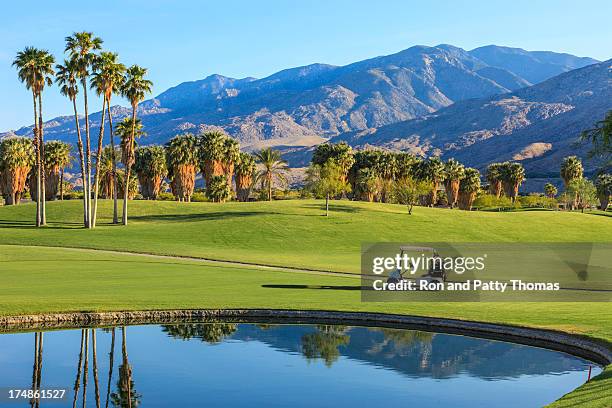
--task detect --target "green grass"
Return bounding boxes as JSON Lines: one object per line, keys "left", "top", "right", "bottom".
{"left": 0, "top": 199, "right": 611, "bottom": 407}
{"left": 0, "top": 199, "right": 610, "bottom": 272}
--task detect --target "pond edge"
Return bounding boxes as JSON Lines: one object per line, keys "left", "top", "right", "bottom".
{"left": 0, "top": 309, "right": 610, "bottom": 366}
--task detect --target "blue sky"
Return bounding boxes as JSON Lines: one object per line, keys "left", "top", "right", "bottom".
{"left": 2, "top": 0, "right": 611, "bottom": 130}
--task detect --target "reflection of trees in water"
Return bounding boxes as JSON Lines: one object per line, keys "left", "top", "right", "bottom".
{"left": 301, "top": 325, "right": 350, "bottom": 367}
{"left": 371, "top": 329, "right": 435, "bottom": 369}
{"left": 110, "top": 327, "right": 141, "bottom": 408}
{"left": 30, "top": 332, "right": 44, "bottom": 408}
{"left": 161, "top": 323, "right": 238, "bottom": 343}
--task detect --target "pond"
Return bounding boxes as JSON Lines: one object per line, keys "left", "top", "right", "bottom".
{"left": 0, "top": 323, "right": 600, "bottom": 407}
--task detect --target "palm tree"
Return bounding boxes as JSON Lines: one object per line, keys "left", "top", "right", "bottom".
{"left": 458, "top": 168, "right": 481, "bottom": 210}
{"left": 97, "top": 146, "right": 118, "bottom": 199}
{"left": 254, "top": 148, "right": 289, "bottom": 201}
{"left": 595, "top": 173, "right": 611, "bottom": 210}
{"left": 374, "top": 153, "right": 397, "bottom": 202}
{"left": 560, "top": 156, "right": 584, "bottom": 188}
{"left": 234, "top": 152, "right": 256, "bottom": 202}
{"left": 116, "top": 170, "right": 139, "bottom": 200}
{"left": 420, "top": 157, "right": 445, "bottom": 206}
{"left": 544, "top": 182, "right": 558, "bottom": 199}
{"left": 91, "top": 52, "right": 126, "bottom": 226}
{"left": 581, "top": 110, "right": 611, "bottom": 159}
{"left": 500, "top": 161, "right": 525, "bottom": 201}
{"left": 111, "top": 327, "right": 141, "bottom": 407}
{"left": 13, "top": 47, "right": 54, "bottom": 225}
{"left": 105, "top": 328, "right": 116, "bottom": 408}
{"left": 134, "top": 146, "right": 167, "bottom": 199}
{"left": 198, "top": 131, "right": 226, "bottom": 187}
{"left": 165, "top": 134, "right": 198, "bottom": 202}
{"left": 73, "top": 329, "right": 85, "bottom": 408}
{"left": 120, "top": 65, "right": 153, "bottom": 225}
{"left": 56, "top": 58, "right": 88, "bottom": 226}
{"left": 356, "top": 168, "right": 379, "bottom": 202}
{"left": 0, "top": 137, "right": 34, "bottom": 205}
{"left": 43, "top": 140, "right": 72, "bottom": 200}
{"left": 443, "top": 158, "right": 465, "bottom": 208}
{"left": 206, "top": 175, "right": 231, "bottom": 203}
{"left": 65, "top": 31, "right": 103, "bottom": 228}
{"left": 116, "top": 118, "right": 145, "bottom": 166}
{"left": 560, "top": 156, "right": 583, "bottom": 210}
{"left": 221, "top": 137, "right": 240, "bottom": 190}
{"left": 485, "top": 163, "right": 503, "bottom": 198}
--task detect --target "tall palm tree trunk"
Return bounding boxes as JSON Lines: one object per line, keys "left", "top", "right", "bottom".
{"left": 82, "top": 330, "right": 90, "bottom": 408}
{"left": 82, "top": 82, "right": 92, "bottom": 228}
{"left": 73, "top": 329, "right": 85, "bottom": 408}
{"left": 267, "top": 173, "right": 272, "bottom": 201}
{"left": 105, "top": 328, "right": 115, "bottom": 408}
{"left": 60, "top": 168, "right": 64, "bottom": 200}
{"left": 91, "top": 97, "right": 107, "bottom": 228}
{"left": 35, "top": 333, "right": 44, "bottom": 408}
{"left": 107, "top": 106, "right": 118, "bottom": 224}
{"left": 31, "top": 332, "right": 39, "bottom": 407}
{"left": 38, "top": 93, "right": 47, "bottom": 225}
{"left": 122, "top": 108, "right": 137, "bottom": 225}
{"left": 72, "top": 98, "right": 89, "bottom": 227}
{"left": 32, "top": 92, "right": 41, "bottom": 224}
{"left": 92, "top": 329, "right": 101, "bottom": 408}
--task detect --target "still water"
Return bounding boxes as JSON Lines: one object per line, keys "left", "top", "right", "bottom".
{"left": 0, "top": 323, "right": 600, "bottom": 407}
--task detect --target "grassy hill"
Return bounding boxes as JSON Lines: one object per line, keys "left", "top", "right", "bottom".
{"left": 1, "top": 199, "right": 610, "bottom": 407}
{"left": 0, "top": 199, "right": 610, "bottom": 272}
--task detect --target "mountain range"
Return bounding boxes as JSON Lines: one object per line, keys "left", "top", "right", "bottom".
{"left": 2, "top": 44, "right": 606, "bottom": 176}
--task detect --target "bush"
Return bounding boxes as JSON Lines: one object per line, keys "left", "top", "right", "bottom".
{"left": 473, "top": 194, "right": 514, "bottom": 211}
{"left": 157, "top": 192, "right": 175, "bottom": 201}
{"left": 191, "top": 192, "right": 208, "bottom": 202}
{"left": 63, "top": 191, "right": 84, "bottom": 200}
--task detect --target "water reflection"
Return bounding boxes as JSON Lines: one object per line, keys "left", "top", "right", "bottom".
{"left": 0, "top": 323, "right": 599, "bottom": 408}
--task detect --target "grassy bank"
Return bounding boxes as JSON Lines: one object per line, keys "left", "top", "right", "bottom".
{"left": 0, "top": 199, "right": 610, "bottom": 272}
{"left": 0, "top": 200, "right": 610, "bottom": 407}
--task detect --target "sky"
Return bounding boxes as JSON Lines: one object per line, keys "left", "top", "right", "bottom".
{"left": 1, "top": 0, "right": 611, "bottom": 130}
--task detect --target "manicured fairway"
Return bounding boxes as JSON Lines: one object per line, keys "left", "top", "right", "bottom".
{"left": 0, "top": 200, "right": 610, "bottom": 407}
{"left": 0, "top": 199, "right": 610, "bottom": 272}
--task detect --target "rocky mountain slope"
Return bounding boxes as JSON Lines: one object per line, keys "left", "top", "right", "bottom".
{"left": 3, "top": 44, "right": 598, "bottom": 160}
{"left": 330, "top": 59, "right": 611, "bottom": 175}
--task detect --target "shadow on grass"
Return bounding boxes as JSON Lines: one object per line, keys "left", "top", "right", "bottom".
{"left": 262, "top": 284, "right": 362, "bottom": 291}
{"left": 302, "top": 204, "right": 361, "bottom": 214}
{"left": 130, "top": 210, "right": 321, "bottom": 222}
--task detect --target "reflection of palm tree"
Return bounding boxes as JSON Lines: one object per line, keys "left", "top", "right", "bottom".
{"left": 301, "top": 325, "right": 350, "bottom": 367}
{"left": 73, "top": 330, "right": 85, "bottom": 408}
{"left": 92, "top": 329, "right": 101, "bottom": 408}
{"left": 111, "top": 327, "right": 141, "bottom": 407}
{"left": 105, "top": 328, "right": 116, "bottom": 408}
{"left": 30, "top": 332, "right": 44, "bottom": 408}
{"left": 161, "top": 323, "right": 237, "bottom": 343}
{"left": 82, "top": 330, "right": 90, "bottom": 408}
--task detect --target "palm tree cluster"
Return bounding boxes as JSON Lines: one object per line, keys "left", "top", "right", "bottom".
{"left": 12, "top": 32, "right": 152, "bottom": 228}
{"left": 134, "top": 145, "right": 167, "bottom": 200}
{"left": 0, "top": 137, "right": 34, "bottom": 205}
{"left": 234, "top": 152, "right": 257, "bottom": 202}
{"left": 485, "top": 161, "right": 526, "bottom": 202}
{"left": 165, "top": 133, "right": 198, "bottom": 202}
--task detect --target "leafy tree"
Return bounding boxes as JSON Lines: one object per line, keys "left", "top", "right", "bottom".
{"left": 485, "top": 163, "right": 503, "bottom": 198}
{"left": 392, "top": 176, "right": 433, "bottom": 215}
{"left": 443, "top": 158, "right": 465, "bottom": 208}
{"left": 567, "top": 178, "right": 598, "bottom": 213}
{"left": 544, "top": 182, "right": 558, "bottom": 198}
{"left": 301, "top": 326, "right": 350, "bottom": 367}
{"left": 254, "top": 148, "right": 289, "bottom": 201}
{"left": 162, "top": 323, "right": 237, "bottom": 343}
{"left": 458, "top": 168, "right": 481, "bottom": 210}
{"left": 306, "top": 161, "right": 351, "bottom": 216}
{"left": 234, "top": 152, "right": 256, "bottom": 202}
{"left": 581, "top": 110, "right": 611, "bottom": 160}
{"left": 500, "top": 161, "right": 525, "bottom": 201}
{"left": 134, "top": 145, "right": 167, "bottom": 199}
{"left": 120, "top": 64, "right": 153, "bottom": 225}
{"left": 0, "top": 137, "right": 34, "bottom": 205}
{"left": 311, "top": 142, "right": 355, "bottom": 182}
{"left": 594, "top": 173, "right": 611, "bottom": 210}
{"left": 165, "top": 134, "right": 198, "bottom": 202}
{"left": 206, "top": 175, "right": 231, "bottom": 203}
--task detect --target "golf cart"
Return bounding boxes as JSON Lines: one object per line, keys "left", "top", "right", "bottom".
{"left": 387, "top": 246, "right": 447, "bottom": 285}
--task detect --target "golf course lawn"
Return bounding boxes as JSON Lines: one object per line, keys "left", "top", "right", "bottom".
{"left": 0, "top": 199, "right": 610, "bottom": 407}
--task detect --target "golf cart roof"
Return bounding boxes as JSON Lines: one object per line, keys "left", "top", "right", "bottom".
{"left": 399, "top": 246, "right": 437, "bottom": 252}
